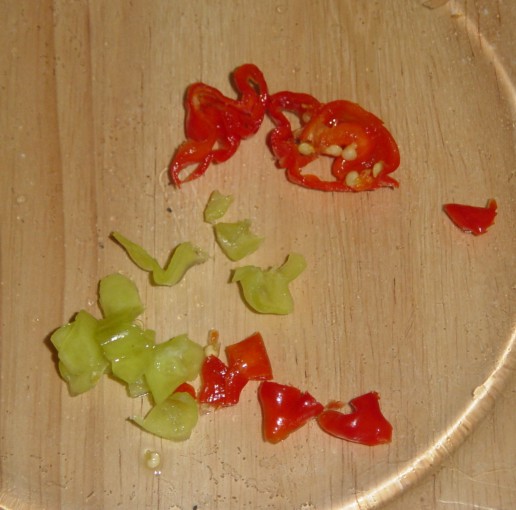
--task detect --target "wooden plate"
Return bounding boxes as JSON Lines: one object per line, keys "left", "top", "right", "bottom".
{"left": 1, "top": 1, "right": 515, "bottom": 508}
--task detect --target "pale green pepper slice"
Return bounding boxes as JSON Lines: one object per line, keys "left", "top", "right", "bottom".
{"left": 213, "top": 219, "right": 264, "bottom": 261}
{"left": 98, "top": 273, "right": 144, "bottom": 320}
{"left": 50, "top": 310, "right": 109, "bottom": 395}
{"left": 145, "top": 334, "right": 205, "bottom": 405}
{"left": 96, "top": 318, "right": 155, "bottom": 384}
{"left": 203, "top": 190, "right": 234, "bottom": 223}
{"left": 231, "top": 253, "right": 306, "bottom": 314}
{"left": 132, "top": 391, "right": 199, "bottom": 441}
{"left": 127, "top": 376, "right": 150, "bottom": 398}
{"left": 111, "top": 231, "right": 208, "bottom": 286}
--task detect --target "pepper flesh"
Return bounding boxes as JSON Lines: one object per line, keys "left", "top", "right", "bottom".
{"left": 443, "top": 199, "right": 497, "bottom": 235}
{"left": 111, "top": 231, "right": 207, "bottom": 286}
{"left": 132, "top": 391, "right": 199, "bottom": 442}
{"left": 258, "top": 381, "right": 324, "bottom": 443}
{"left": 144, "top": 334, "right": 205, "bottom": 405}
{"left": 203, "top": 190, "right": 234, "bottom": 223}
{"left": 225, "top": 332, "right": 273, "bottom": 381}
{"left": 231, "top": 253, "right": 306, "bottom": 315}
{"left": 169, "top": 64, "right": 269, "bottom": 186}
{"left": 317, "top": 391, "right": 393, "bottom": 445}
{"left": 198, "top": 355, "right": 249, "bottom": 408}
{"left": 50, "top": 310, "right": 109, "bottom": 396}
{"left": 267, "top": 91, "right": 400, "bottom": 191}
{"left": 213, "top": 219, "right": 264, "bottom": 261}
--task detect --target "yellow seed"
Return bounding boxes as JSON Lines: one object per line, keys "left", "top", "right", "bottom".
{"left": 323, "top": 144, "right": 342, "bottom": 157}
{"left": 345, "top": 171, "right": 359, "bottom": 187}
{"left": 372, "top": 161, "right": 384, "bottom": 178}
{"left": 298, "top": 142, "right": 315, "bottom": 155}
{"left": 302, "top": 112, "right": 312, "bottom": 123}
{"left": 341, "top": 143, "right": 358, "bottom": 160}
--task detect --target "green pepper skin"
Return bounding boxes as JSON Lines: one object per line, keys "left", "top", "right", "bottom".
{"left": 50, "top": 310, "right": 109, "bottom": 396}
{"left": 132, "top": 391, "right": 199, "bottom": 441}
{"left": 232, "top": 253, "right": 306, "bottom": 314}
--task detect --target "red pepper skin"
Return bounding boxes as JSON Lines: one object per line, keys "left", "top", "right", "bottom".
{"left": 258, "top": 381, "right": 324, "bottom": 443}
{"left": 225, "top": 332, "right": 273, "bottom": 381}
{"left": 198, "top": 355, "right": 248, "bottom": 408}
{"left": 317, "top": 392, "right": 392, "bottom": 446}
{"left": 267, "top": 92, "right": 400, "bottom": 192}
{"left": 443, "top": 199, "right": 497, "bottom": 236}
{"left": 174, "top": 382, "right": 196, "bottom": 399}
{"left": 169, "top": 64, "right": 269, "bottom": 187}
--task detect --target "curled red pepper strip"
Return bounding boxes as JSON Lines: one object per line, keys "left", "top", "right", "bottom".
{"left": 317, "top": 391, "right": 393, "bottom": 446}
{"left": 257, "top": 381, "right": 324, "bottom": 443}
{"left": 266, "top": 91, "right": 322, "bottom": 173}
{"left": 267, "top": 92, "right": 400, "bottom": 192}
{"left": 443, "top": 199, "right": 497, "bottom": 236}
{"left": 169, "top": 64, "right": 269, "bottom": 187}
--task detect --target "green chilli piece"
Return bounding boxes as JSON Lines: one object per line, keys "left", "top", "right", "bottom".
{"left": 132, "top": 391, "right": 199, "bottom": 441}
{"left": 203, "top": 190, "right": 234, "bottom": 223}
{"left": 96, "top": 318, "right": 155, "bottom": 384}
{"left": 213, "top": 219, "right": 264, "bottom": 261}
{"left": 231, "top": 253, "right": 307, "bottom": 315}
{"left": 98, "top": 273, "right": 144, "bottom": 320}
{"left": 145, "top": 334, "right": 205, "bottom": 405}
{"left": 111, "top": 231, "right": 208, "bottom": 286}
{"left": 50, "top": 310, "right": 109, "bottom": 396}
{"left": 127, "top": 376, "right": 150, "bottom": 398}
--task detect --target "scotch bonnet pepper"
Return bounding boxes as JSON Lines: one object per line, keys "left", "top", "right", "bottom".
{"left": 169, "top": 64, "right": 269, "bottom": 186}
{"left": 267, "top": 91, "right": 400, "bottom": 192}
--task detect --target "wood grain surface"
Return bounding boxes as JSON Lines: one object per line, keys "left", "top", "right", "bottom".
{"left": 1, "top": 1, "right": 515, "bottom": 509}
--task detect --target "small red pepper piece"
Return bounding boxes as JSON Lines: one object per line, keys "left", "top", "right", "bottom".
{"left": 257, "top": 381, "right": 324, "bottom": 443}
{"left": 317, "top": 392, "right": 393, "bottom": 446}
{"left": 174, "top": 382, "right": 196, "bottom": 399}
{"left": 443, "top": 199, "right": 497, "bottom": 236}
{"left": 225, "top": 332, "right": 273, "bottom": 381}
{"left": 198, "top": 355, "right": 248, "bottom": 408}
{"left": 267, "top": 91, "right": 400, "bottom": 192}
{"left": 169, "top": 64, "right": 269, "bottom": 187}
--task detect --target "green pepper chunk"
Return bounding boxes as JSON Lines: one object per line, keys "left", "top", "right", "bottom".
{"left": 132, "top": 391, "right": 199, "bottom": 441}
{"left": 213, "top": 219, "right": 264, "bottom": 261}
{"left": 111, "top": 231, "right": 208, "bottom": 286}
{"left": 127, "top": 376, "right": 150, "bottom": 398}
{"left": 231, "top": 253, "right": 306, "bottom": 314}
{"left": 96, "top": 319, "right": 155, "bottom": 384}
{"left": 98, "top": 273, "right": 144, "bottom": 320}
{"left": 50, "top": 310, "right": 109, "bottom": 395}
{"left": 145, "top": 334, "right": 205, "bottom": 405}
{"left": 203, "top": 190, "right": 234, "bottom": 223}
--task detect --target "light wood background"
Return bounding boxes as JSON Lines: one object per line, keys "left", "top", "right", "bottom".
{"left": 1, "top": 1, "right": 515, "bottom": 509}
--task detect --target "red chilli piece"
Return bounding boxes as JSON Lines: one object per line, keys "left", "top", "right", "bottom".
{"left": 317, "top": 391, "right": 393, "bottom": 446}
{"left": 174, "top": 382, "right": 196, "bottom": 399}
{"left": 169, "top": 63, "right": 269, "bottom": 187}
{"left": 257, "top": 381, "right": 324, "bottom": 443}
{"left": 198, "top": 355, "right": 249, "bottom": 408}
{"left": 266, "top": 91, "right": 400, "bottom": 192}
{"left": 225, "top": 332, "right": 273, "bottom": 381}
{"left": 443, "top": 199, "right": 497, "bottom": 236}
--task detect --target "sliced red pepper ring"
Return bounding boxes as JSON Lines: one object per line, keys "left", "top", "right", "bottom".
{"left": 317, "top": 392, "right": 393, "bottom": 446}
{"left": 198, "top": 355, "right": 249, "bottom": 408}
{"left": 169, "top": 64, "right": 269, "bottom": 187}
{"left": 258, "top": 381, "right": 324, "bottom": 443}
{"left": 267, "top": 92, "right": 400, "bottom": 192}
{"left": 225, "top": 332, "right": 273, "bottom": 381}
{"left": 443, "top": 199, "right": 497, "bottom": 236}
